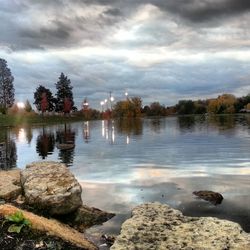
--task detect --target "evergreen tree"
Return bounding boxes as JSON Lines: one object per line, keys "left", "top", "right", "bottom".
{"left": 33, "top": 85, "right": 55, "bottom": 112}
{"left": 24, "top": 100, "right": 32, "bottom": 112}
{"left": 0, "top": 58, "right": 15, "bottom": 114}
{"left": 55, "top": 73, "right": 74, "bottom": 113}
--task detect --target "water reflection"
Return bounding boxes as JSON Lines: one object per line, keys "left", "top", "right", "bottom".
{"left": 115, "top": 118, "right": 142, "bottom": 137}
{"left": 101, "top": 120, "right": 115, "bottom": 144}
{"left": 56, "top": 124, "right": 76, "bottom": 165}
{"left": 25, "top": 127, "right": 33, "bottom": 144}
{"left": 36, "top": 127, "right": 55, "bottom": 159}
{"left": 178, "top": 116, "right": 196, "bottom": 131}
{"left": 1, "top": 115, "right": 250, "bottom": 243}
{"left": 149, "top": 118, "right": 166, "bottom": 134}
{"left": 83, "top": 121, "right": 90, "bottom": 143}
{"left": 0, "top": 129, "right": 17, "bottom": 169}
{"left": 208, "top": 115, "right": 236, "bottom": 129}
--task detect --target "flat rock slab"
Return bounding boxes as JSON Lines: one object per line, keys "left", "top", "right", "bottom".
{"left": 0, "top": 204, "right": 97, "bottom": 250}
{"left": 111, "top": 202, "right": 250, "bottom": 250}
{"left": 0, "top": 169, "right": 21, "bottom": 200}
{"left": 21, "top": 161, "right": 82, "bottom": 215}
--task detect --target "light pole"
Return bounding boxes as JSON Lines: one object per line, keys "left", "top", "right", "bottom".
{"left": 104, "top": 99, "right": 108, "bottom": 110}
{"left": 100, "top": 101, "right": 104, "bottom": 112}
{"left": 82, "top": 98, "right": 89, "bottom": 120}
{"left": 110, "top": 96, "right": 114, "bottom": 110}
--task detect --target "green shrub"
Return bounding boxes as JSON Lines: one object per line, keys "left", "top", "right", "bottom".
{"left": 5, "top": 211, "right": 31, "bottom": 233}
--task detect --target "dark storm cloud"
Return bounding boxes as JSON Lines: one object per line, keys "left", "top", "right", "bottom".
{"left": 1, "top": 0, "right": 250, "bottom": 109}
{"left": 151, "top": 0, "right": 250, "bottom": 23}
{"left": 1, "top": 0, "right": 249, "bottom": 52}
{"left": 0, "top": 0, "right": 124, "bottom": 51}
{"left": 103, "top": 8, "right": 123, "bottom": 17}
{"left": 20, "top": 22, "right": 72, "bottom": 40}
{"left": 77, "top": 0, "right": 250, "bottom": 22}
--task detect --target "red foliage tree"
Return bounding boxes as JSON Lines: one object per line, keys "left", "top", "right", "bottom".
{"left": 41, "top": 92, "right": 48, "bottom": 113}
{"left": 63, "top": 97, "right": 72, "bottom": 114}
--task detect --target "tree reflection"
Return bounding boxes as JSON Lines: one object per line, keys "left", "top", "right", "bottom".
{"left": 149, "top": 118, "right": 166, "bottom": 133}
{"left": 36, "top": 127, "right": 55, "bottom": 159}
{"left": 0, "top": 129, "right": 17, "bottom": 169}
{"left": 115, "top": 118, "right": 143, "bottom": 136}
{"left": 208, "top": 115, "right": 236, "bottom": 129}
{"left": 25, "top": 127, "right": 33, "bottom": 144}
{"left": 56, "top": 124, "right": 75, "bottom": 165}
{"left": 178, "top": 116, "right": 196, "bottom": 131}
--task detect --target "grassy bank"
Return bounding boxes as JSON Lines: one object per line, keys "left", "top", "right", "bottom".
{"left": 0, "top": 113, "right": 86, "bottom": 127}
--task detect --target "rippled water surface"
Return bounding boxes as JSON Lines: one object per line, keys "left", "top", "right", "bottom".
{"left": 1, "top": 115, "right": 250, "bottom": 244}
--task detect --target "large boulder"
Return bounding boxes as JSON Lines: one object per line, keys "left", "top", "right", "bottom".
{"left": 0, "top": 169, "right": 21, "bottom": 200}
{"left": 111, "top": 202, "right": 250, "bottom": 250}
{"left": 20, "top": 161, "right": 82, "bottom": 215}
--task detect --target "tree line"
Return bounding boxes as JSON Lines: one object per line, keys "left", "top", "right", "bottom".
{"left": 113, "top": 94, "right": 250, "bottom": 117}
{"left": 1, "top": 57, "right": 250, "bottom": 118}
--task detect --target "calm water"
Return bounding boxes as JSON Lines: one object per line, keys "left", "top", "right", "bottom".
{"left": 1, "top": 115, "right": 250, "bottom": 244}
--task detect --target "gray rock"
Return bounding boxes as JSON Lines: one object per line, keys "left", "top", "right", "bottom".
{"left": 56, "top": 143, "right": 75, "bottom": 150}
{"left": 111, "top": 202, "right": 250, "bottom": 250}
{"left": 61, "top": 204, "right": 115, "bottom": 232}
{"left": 20, "top": 161, "right": 82, "bottom": 215}
{"left": 193, "top": 190, "right": 223, "bottom": 205}
{"left": 0, "top": 169, "right": 21, "bottom": 200}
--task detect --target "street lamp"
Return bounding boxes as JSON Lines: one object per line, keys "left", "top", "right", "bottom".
{"left": 100, "top": 101, "right": 104, "bottom": 112}
{"left": 110, "top": 96, "right": 114, "bottom": 110}
{"left": 83, "top": 99, "right": 89, "bottom": 110}
{"left": 104, "top": 99, "right": 108, "bottom": 110}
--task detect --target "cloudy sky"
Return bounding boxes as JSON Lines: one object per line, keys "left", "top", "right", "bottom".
{"left": 0, "top": 0, "right": 250, "bottom": 109}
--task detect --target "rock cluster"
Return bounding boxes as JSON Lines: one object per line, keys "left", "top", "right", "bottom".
{"left": 0, "top": 161, "right": 115, "bottom": 249}
{"left": 111, "top": 202, "right": 250, "bottom": 250}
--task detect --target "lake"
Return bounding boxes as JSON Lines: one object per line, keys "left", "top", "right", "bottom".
{"left": 1, "top": 115, "right": 250, "bottom": 246}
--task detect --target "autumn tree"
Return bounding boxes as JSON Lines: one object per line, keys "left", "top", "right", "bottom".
{"left": 0, "top": 58, "right": 15, "bottom": 114}
{"left": 143, "top": 102, "right": 166, "bottom": 116}
{"left": 41, "top": 92, "right": 48, "bottom": 113}
{"left": 34, "top": 85, "right": 55, "bottom": 112}
{"left": 55, "top": 73, "right": 75, "bottom": 113}
{"left": 208, "top": 94, "right": 236, "bottom": 114}
{"left": 63, "top": 97, "right": 72, "bottom": 114}
{"left": 113, "top": 96, "right": 142, "bottom": 118}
